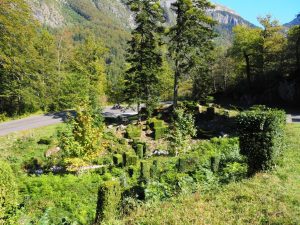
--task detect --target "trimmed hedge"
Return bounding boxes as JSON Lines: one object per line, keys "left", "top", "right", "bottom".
{"left": 133, "top": 141, "right": 147, "bottom": 159}
{"left": 95, "top": 181, "right": 121, "bottom": 224}
{"left": 123, "top": 153, "right": 138, "bottom": 167}
{"left": 126, "top": 125, "right": 142, "bottom": 139}
{"left": 0, "top": 161, "right": 18, "bottom": 221}
{"left": 177, "top": 155, "right": 200, "bottom": 173}
{"left": 113, "top": 154, "right": 123, "bottom": 167}
{"left": 154, "top": 127, "right": 167, "bottom": 140}
{"left": 237, "top": 108, "right": 286, "bottom": 174}
{"left": 140, "top": 160, "right": 151, "bottom": 183}
{"left": 148, "top": 118, "right": 168, "bottom": 140}
{"left": 136, "top": 144, "right": 144, "bottom": 159}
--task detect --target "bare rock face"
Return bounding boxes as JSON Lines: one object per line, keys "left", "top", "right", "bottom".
{"left": 161, "top": 0, "right": 253, "bottom": 27}
{"left": 28, "top": 0, "right": 254, "bottom": 43}
{"left": 29, "top": 0, "right": 65, "bottom": 28}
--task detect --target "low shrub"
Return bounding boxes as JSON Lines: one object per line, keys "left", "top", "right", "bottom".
{"left": 177, "top": 154, "right": 200, "bottom": 173}
{"left": 37, "top": 138, "right": 52, "bottom": 145}
{"left": 139, "top": 160, "right": 151, "bottom": 183}
{"left": 126, "top": 125, "right": 142, "bottom": 139}
{"left": 0, "top": 161, "right": 18, "bottom": 221}
{"left": 19, "top": 173, "right": 102, "bottom": 224}
{"left": 113, "top": 154, "right": 123, "bottom": 167}
{"left": 135, "top": 144, "right": 144, "bottom": 159}
{"left": 148, "top": 118, "right": 164, "bottom": 129}
{"left": 148, "top": 118, "right": 168, "bottom": 140}
{"left": 237, "top": 107, "right": 286, "bottom": 174}
{"left": 123, "top": 153, "right": 138, "bottom": 167}
{"left": 95, "top": 181, "right": 121, "bottom": 224}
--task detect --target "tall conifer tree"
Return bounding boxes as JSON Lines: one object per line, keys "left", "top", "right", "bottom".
{"left": 124, "top": 0, "right": 164, "bottom": 117}
{"left": 168, "top": 0, "right": 215, "bottom": 106}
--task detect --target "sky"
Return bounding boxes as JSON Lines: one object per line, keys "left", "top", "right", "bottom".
{"left": 213, "top": 0, "right": 299, "bottom": 26}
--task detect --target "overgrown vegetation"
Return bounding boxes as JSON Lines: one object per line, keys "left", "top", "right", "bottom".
{"left": 0, "top": 0, "right": 298, "bottom": 224}
{"left": 0, "top": 104, "right": 289, "bottom": 224}
{"left": 120, "top": 124, "right": 300, "bottom": 225}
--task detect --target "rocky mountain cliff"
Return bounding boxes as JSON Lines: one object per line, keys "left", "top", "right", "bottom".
{"left": 29, "top": 0, "right": 254, "bottom": 43}
{"left": 284, "top": 13, "right": 300, "bottom": 27}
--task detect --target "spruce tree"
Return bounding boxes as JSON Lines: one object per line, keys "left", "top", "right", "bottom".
{"left": 124, "top": 0, "right": 164, "bottom": 117}
{"left": 168, "top": 0, "right": 215, "bottom": 106}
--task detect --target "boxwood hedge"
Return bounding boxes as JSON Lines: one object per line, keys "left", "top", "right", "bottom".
{"left": 237, "top": 108, "right": 286, "bottom": 174}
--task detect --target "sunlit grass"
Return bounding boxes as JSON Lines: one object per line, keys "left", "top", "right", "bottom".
{"left": 0, "top": 124, "right": 65, "bottom": 170}
{"left": 121, "top": 124, "right": 300, "bottom": 225}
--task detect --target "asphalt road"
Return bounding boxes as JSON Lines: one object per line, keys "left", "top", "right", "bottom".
{"left": 0, "top": 106, "right": 298, "bottom": 136}
{"left": 0, "top": 106, "right": 139, "bottom": 136}
{"left": 287, "top": 114, "right": 300, "bottom": 123}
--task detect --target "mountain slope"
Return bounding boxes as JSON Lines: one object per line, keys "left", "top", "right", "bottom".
{"left": 29, "top": 0, "right": 254, "bottom": 39}
{"left": 208, "top": 3, "right": 255, "bottom": 44}
{"left": 284, "top": 13, "right": 300, "bottom": 27}
{"left": 28, "top": 0, "right": 255, "bottom": 77}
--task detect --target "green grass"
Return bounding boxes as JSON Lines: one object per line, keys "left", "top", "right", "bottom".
{"left": 121, "top": 124, "right": 300, "bottom": 225}
{"left": 0, "top": 124, "right": 65, "bottom": 171}
{"left": 0, "top": 123, "right": 104, "bottom": 224}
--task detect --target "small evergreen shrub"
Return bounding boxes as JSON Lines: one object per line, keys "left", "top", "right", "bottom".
{"left": 126, "top": 125, "right": 142, "bottom": 139}
{"left": 177, "top": 155, "right": 200, "bottom": 173}
{"left": 135, "top": 144, "right": 144, "bottom": 159}
{"left": 0, "top": 161, "right": 18, "bottom": 221}
{"left": 150, "top": 160, "right": 159, "bottom": 178}
{"left": 154, "top": 127, "right": 167, "bottom": 140}
{"left": 210, "top": 156, "right": 220, "bottom": 173}
{"left": 140, "top": 160, "right": 151, "bottom": 182}
{"left": 148, "top": 118, "right": 168, "bottom": 140}
{"left": 237, "top": 108, "right": 286, "bottom": 174}
{"left": 113, "top": 154, "right": 123, "bottom": 167}
{"left": 95, "top": 181, "right": 121, "bottom": 224}
{"left": 123, "top": 153, "right": 138, "bottom": 167}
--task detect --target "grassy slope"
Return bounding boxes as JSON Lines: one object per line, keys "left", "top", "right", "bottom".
{"left": 0, "top": 124, "right": 103, "bottom": 224}
{"left": 0, "top": 124, "right": 64, "bottom": 171}
{"left": 122, "top": 124, "right": 300, "bottom": 225}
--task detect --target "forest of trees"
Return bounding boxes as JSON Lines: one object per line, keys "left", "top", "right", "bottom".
{"left": 1, "top": 0, "right": 300, "bottom": 118}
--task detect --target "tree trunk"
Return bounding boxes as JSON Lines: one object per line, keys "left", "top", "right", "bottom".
{"left": 173, "top": 69, "right": 179, "bottom": 108}
{"left": 244, "top": 52, "right": 251, "bottom": 88}
{"left": 296, "top": 38, "right": 300, "bottom": 72}
{"left": 137, "top": 102, "right": 141, "bottom": 123}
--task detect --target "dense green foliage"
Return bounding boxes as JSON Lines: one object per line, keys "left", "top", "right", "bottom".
{"left": 0, "top": 0, "right": 298, "bottom": 224}
{"left": 0, "top": 0, "right": 46, "bottom": 115}
{"left": 0, "top": 161, "right": 18, "bottom": 222}
{"left": 124, "top": 0, "right": 164, "bottom": 116}
{"left": 0, "top": 0, "right": 110, "bottom": 116}
{"left": 120, "top": 125, "right": 300, "bottom": 225}
{"left": 213, "top": 16, "right": 300, "bottom": 105}
{"left": 168, "top": 109, "right": 197, "bottom": 156}
{"left": 237, "top": 107, "right": 286, "bottom": 174}
{"left": 20, "top": 173, "right": 102, "bottom": 224}
{"left": 167, "top": 0, "right": 216, "bottom": 106}
{"left": 95, "top": 181, "right": 121, "bottom": 224}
